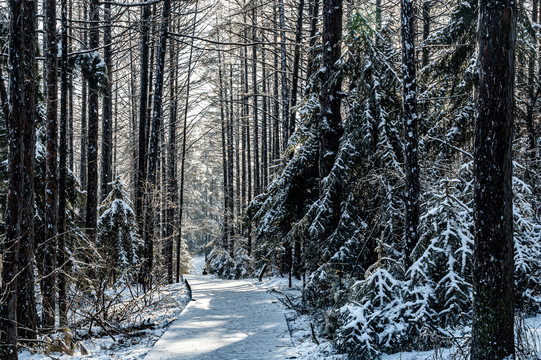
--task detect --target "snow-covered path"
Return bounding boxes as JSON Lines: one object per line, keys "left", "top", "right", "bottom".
{"left": 144, "top": 259, "right": 297, "bottom": 359}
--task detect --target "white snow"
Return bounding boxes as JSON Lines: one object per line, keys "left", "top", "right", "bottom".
{"left": 21, "top": 256, "right": 540, "bottom": 360}
{"left": 19, "top": 280, "right": 190, "bottom": 360}
{"left": 145, "top": 257, "right": 297, "bottom": 359}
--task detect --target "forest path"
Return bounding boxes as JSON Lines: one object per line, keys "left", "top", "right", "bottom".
{"left": 144, "top": 257, "right": 298, "bottom": 360}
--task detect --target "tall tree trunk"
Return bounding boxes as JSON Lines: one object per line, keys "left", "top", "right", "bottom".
{"left": 146, "top": 3, "right": 157, "bottom": 140}
{"left": 229, "top": 64, "right": 237, "bottom": 235}
{"left": 43, "top": 0, "right": 59, "bottom": 331}
{"left": 252, "top": 7, "right": 260, "bottom": 197}
{"left": 68, "top": 1, "right": 74, "bottom": 172}
{"left": 144, "top": 0, "right": 172, "bottom": 288}
{"left": 401, "top": 0, "right": 419, "bottom": 270}
{"left": 100, "top": 0, "right": 113, "bottom": 201}
{"left": 241, "top": 58, "right": 247, "bottom": 215}
{"left": 244, "top": 11, "right": 252, "bottom": 255}
{"left": 421, "top": 0, "right": 430, "bottom": 68}
{"left": 219, "top": 52, "right": 229, "bottom": 250}
{"left": 471, "top": 0, "right": 516, "bottom": 358}
{"left": 177, "top": 0, "right": 198, "bottom": 282}
{"left": 0, "top": 0, "right": 25, "bottom": 356}
{"left": 17, "top": 0, "right": 38, "bottom": 341}
{"left": 279, "top": 0, "right": 290, "bottom": 151}
{"left": 319, "top": 0, "right": 343, "bottom": 181}
{"left": 526, "top": 0, "right": 538, "bottom": 159}
{"left": 128, "top": 13, "right": 138, "bottom": 200}
{"left": 306, "top": 0, "right": 319, "bottom": 84}
{"left": 80, "top": 5, "right": 88, "bottom": 201}
{"left": 85, "top": 0, "right": 100, "bottom": 249}
{"left": 136, "top": 1, "right": 151, "bottom": 230}
{"left": 164, "top": 29, "right": 178, "bottom": 285}
{"left": 290, "top": 0, "right": 305, "bottom": 136}
{"left": 261, "top": 45, "right": 269, "bottom": 189}
{"left": 273, "top": 8, "right": 280, "bottom": 161}
{"left": 233, "top": 64, "right": 241, "bottom": 222}
{"left": 57, "top": 0, "right": 69, "bottom": 327}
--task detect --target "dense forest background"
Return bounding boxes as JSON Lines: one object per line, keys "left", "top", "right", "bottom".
{"left": 0, "top": 0, "right": 537, "bottom": 357}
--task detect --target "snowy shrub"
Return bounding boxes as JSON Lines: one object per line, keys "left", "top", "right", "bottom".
{"left": 337, "top": 241, "right": 406, "bottom": 359}
{"left": 97, "top": 178, "right": 142, "bottom": 280}
{"left": 414, "top": 169, "right": 474, "bottom": 328}
{"left": 207, "top": 247, "right": 253, "bottom": 279}
{"left": 513, "top": 166, "right": 541, "bottom": 313}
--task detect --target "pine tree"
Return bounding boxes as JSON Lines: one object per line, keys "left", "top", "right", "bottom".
{"left": 97, "top": 179, "right": 142, "bottom": 279}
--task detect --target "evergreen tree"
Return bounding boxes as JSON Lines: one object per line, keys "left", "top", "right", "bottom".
{"left": 97, "top": 179, "right": 142, "bottom": 279}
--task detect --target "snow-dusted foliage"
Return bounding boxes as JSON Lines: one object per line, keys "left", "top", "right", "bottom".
{"left": 240, "top": 0, "right": 541, "bottom": 356}
{"left": 247, "top": 99, "right": 320, "bottom": 276}
{"left": 74, "top": 51, "right": 109, "bottom": 93}
{"left": 337, "top": 238, "right": 405, "bottom": 358}
{"left": 414, "top": 164, "right": 474, "bottom": 328}
{"left": 97, "top": 178, "right": 142, "bottom": 276}
{"left": 513, "top": 165, "right": 541, "bottom": 313}
{"left": 206, "top": 247, "right": 253, "bottom": 279}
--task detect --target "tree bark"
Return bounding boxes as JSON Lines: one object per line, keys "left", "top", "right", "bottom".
{"left": 252, "top": 7, "right": 260, "bottom": 197}
{"left": 85, "top": 0, "right": 100, "bottom": 249}
{"left": 401, "top": 0, "right": 419, "bottom": 270}
{"left": 144, "top": 0, "right": 172, "bottom": 288}
{"left": 421, "top": 0, "right": 430, "bottom": 68}
{"left": 165, "top": 28, "right": 178, "bottom": 284}
{"left": 525, "top": 0, "right": 538, "bottom": 159}
{"left": 17, "top": 0, "right": 38, "bottom": 341}
{"left": 279, "top": 0, "right": 290, "bottom": 151}
{"left": 261, "top": 45, "right": 269, "bottom": 190}
{"left": 57, "top": 0, "right": 69, "bottom": 327}
{"left": 289, "top": 0, "right": 305, "bottom": 136}
{"left": 471, "top": 0, "right": 516, "bottom": 358}
{"left": 306, "top": 0, "right": 320, "bottom": 83}
{"left": 68, "top": 1, "right": 74, "bottom": 172}
{"left": 136, "top": 1, "right": 151, "bottom": 230}
{"left": 80, "top": 5, "right": 88, "bottom": 201}
{"left": 228, "top": 63, "right": 237, "bottom": 237}
{"left": 273, "top": 8, "right": 280, "bottom": 161}
{"left": 319, "top": 0, "right": 343, "bottom": 181}
{"left": 43, "top": 0, "right": 59, "bottom": 330}
{"left": 100, "top": 0, "right": 114, "bottom": 201}
{"left": 219, "top": 58, "right": 229, "bottom": 249}
{"left": 177, "top": 0, "right": 198, "bottom": 281}
{"left": 0, "top": 0, "right": 25, "bottom": 356}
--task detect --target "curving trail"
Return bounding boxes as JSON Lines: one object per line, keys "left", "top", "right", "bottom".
{"left": 144, "top": 260, "right": 297, "bottom": 360}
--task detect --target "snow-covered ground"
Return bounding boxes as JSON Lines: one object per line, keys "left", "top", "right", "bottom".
{"left": 145, "top": 260, "right": 297, "bottom": 359}
{"left": 247, "top": 269, "right": 541, "bottom": 360}
{"left": 20, "top": 279, "right": 190, "bottom": 359}
{"left": 18, "top": 256, "right": 541, "bottom": 359}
